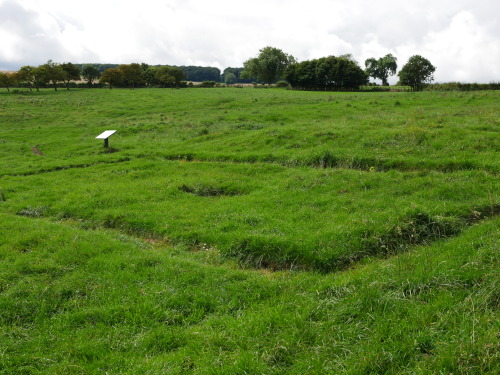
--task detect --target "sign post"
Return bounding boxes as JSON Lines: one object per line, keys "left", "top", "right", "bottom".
{"left": 96, "top": 130, "right": 117, "bottom": 148}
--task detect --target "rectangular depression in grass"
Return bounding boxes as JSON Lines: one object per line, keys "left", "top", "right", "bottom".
{"left": 2, "top": 159, "right": 497, "bottom": 271}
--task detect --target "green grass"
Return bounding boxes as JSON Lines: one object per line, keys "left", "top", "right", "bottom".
{"left": 1, "top": 160, "right": 497, "bottom": 271}
{"left": 0, "top": 87, "right": 498, "bottom": 373}
{"left": 1, "top": 89, "right": 498, "bottom": 176}
{"left": 1, "top": 213, "right": 498, "bottom": 374}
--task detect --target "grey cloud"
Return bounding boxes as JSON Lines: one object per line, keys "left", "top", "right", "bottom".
{"left": 1, "top": 0, "right": 499, "bottom": 82}
{"left": 0, "top": 0, "right": 42, "bottom": 35}
{"left": 0, "top": 0, "right": 98, "bottom": 67}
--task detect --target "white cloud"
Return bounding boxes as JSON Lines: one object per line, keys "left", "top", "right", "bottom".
{"left": 0, "top": 0, "right": 499, "bottom": 82}
{"left": 421, "top": 11, "right": 500, "bottom": 82}
{"left": 0, "top": 28, "right": 22, "bottom": 61}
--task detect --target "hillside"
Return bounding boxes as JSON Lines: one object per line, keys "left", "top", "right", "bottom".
{"left": 0, "top": 88, "right": 498, "bottom": 373}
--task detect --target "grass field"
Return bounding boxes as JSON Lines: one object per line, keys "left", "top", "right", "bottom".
{"left": 0, "top": 87, "right": 498, "bottom": 374}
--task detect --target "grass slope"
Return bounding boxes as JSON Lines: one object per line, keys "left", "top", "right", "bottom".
{"left": 0, "top": 88, "right": 498, "bottom": 373}
{"left": 0, "top": 89, "right": 498, "bottom": 176}
{"left": 0, "top": 213, "right": 498, "bottom": 374}
{"left": 1, "top": 159, "right": 497, "bottom": 270}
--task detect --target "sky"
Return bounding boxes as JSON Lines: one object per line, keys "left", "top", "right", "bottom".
{"left": 1, "top": 0, "right": 499, "bottom": 83}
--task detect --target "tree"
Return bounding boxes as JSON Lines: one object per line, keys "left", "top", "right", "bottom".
{"left": 285, "top": 56, "right": 367, "bottom": 91}
{"left": 0, "top": 72, "right": 16, "bottom": 92}
{"left": 61, "top": 62, "right": 81, "bottom": 90}
{"left": 81, "top": 64, "right": 101, "bottom": 87}
{"left": 242, "top": 46, "right": 296, "bottom": 84}
{"left": 398, "top": 55, "right": 436, "bottom": 91}
{"left": 142, "top": 66, "right": 160, "bottom": 86}
{"left": 17, "top": 65, "right": 46, "bottom": 91}
{"left": 100, "top": 68, "right": 124, "bottom": 89}
{"left": 339, "top": 54, "right": 358, "bottom": 64}
{"left": 180, "top": 66, "right": 220, "bottom": 82}
{"left": 38, "top": 60, "right": 66, "bottom": 91}
{"left": 365, "top": 53, "right": 397, "bottom": 86}
{"left": 223, "top": 67, "right": 252, "bottom": 83}
{"left": 331, "top": 56, "right": 369, "bottom": 89}
{"left": 285, "top": 59, "right": 315, "bottom": 90}
{"left": 16, "top": 66, "right": 34, "bottom": 91}
{"left": 155, "top": 66, "right": 186, "bottom": 88}
{"left": 224, "top": 72, "right": 236, "bottom": 84}
{"left": 118, "top": 63, "right": 144, "bottom": 89}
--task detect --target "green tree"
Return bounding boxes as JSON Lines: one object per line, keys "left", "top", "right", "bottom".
{"left": 285, "top": 56, "right": 367, "bottom": 90}
{"left": 223, "top": 67, "right": 252, "bottom": 83}
{"left": 398, "top": 55, "right": 436, "bottom": 91}
{"left": 142, "top": 67, "right": 160, "bottom": 86}
{"left": 0, "top": 72, "right": 16, "bottom": 92}
{"left": 61, "top": 62, "right": 81, "bottom": 90}
{"left": 38, "top": 60, "right": 66, "bottom": 91}
{"left": 339, "top": 54, "right": 358, "bottom": 64}
{"left": 17, "top": 66, "right": 34, "bottom": 91}
{"left": 365, "top": 54, "right": 398, "bottom": 86}
{"left": 285, "top": 59, "right": 316, "bottom": 90}
{"left": 242, "top": 46, "right": 296, "bottom": 84}
{"left": 118, "top": 63, "right": 144, "bottom": 89}
{"left": 155, "top": 66, "right": 186, "bottom": 88}
{"left": 17, "top": 65, "right": 46, "bottom": 92}
{"left": 100, "top": 68, "right": 124, "bottom": 89}
{"left": 180, "top": 66, "right": 220, "bottom": 82}
{"left": 224, "top": 72, "right": 237, "bottom": 84}
{"left": 81, "top": 65, "right": 101, "bottom": 87}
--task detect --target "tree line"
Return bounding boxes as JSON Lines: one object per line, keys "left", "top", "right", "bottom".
{"left": 0, "top": 62, "right": 184, "bottom": 91}
{"left": 241, "top": 46, "right": 438, "bottom": 91}
{"left": 80, "top": 64, "right": 248, "bottom": 83}
{"left": 3, "top": 46, "right": 497, "bottom": 92}
{"left": 0, "top": 62, "right": 258, "bottom": 91}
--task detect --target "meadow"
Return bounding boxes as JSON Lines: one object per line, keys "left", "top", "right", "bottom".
{"left": 0, "top": 87, "right": 498, "bottom": 374}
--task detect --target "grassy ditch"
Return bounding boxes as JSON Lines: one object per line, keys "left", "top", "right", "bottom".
{"left": 1, "top": 159, "right": 497, "bottom": 271}
{"left": 0, "top": 213, "right": 498, "bottom": 373}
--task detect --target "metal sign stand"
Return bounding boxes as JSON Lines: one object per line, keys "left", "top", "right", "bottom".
{"left": 96, "top": 130, "right": 117, "bottom": 148}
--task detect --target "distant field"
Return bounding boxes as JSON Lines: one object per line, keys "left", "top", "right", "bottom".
{"left": 0, "top": 88, "right": 498, "bottom": 373}
{"left": 1, "top": 88, "right": 497, "bottom": 175}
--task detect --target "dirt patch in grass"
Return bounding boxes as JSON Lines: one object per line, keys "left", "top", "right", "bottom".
{"left": 31, "top": 146, "right": 43, "bottom": 156}
{"left": 179, "top": 183, "right": 246, "bottom": 197}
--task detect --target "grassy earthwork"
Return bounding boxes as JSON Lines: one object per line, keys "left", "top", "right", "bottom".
{"left": 0, "top": 87, "right": 498, "bottom": 373}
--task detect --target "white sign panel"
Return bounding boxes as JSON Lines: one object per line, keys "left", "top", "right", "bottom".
{"left": 96, "top": 130, "right": 117, "bottom": 139}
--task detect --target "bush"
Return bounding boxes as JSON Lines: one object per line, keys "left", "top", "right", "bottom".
{"left": 200, "top": 81, "right": 217, "bottom": 88}
{"left": 359, "top": 86, "right": 391, "bottom": 92}
{"left": 425, "top": 82, "right": 500, "bottom": 91}
{"left": 275, "top": 81, "right": 290, "bottom": 88}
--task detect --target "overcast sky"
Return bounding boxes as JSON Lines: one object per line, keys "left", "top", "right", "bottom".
{"left": 1, "top": 0, "right": 499, "bottom": 83}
